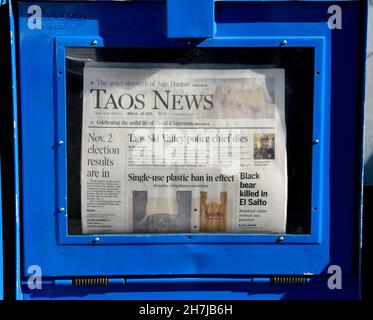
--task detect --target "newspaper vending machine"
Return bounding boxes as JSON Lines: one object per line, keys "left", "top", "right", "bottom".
{"left": 11, "top": 0, "right": 368, "bottom": 299}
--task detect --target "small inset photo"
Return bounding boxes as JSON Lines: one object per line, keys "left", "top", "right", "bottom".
{"left": 254, "top": 133, "right": 275, "bottom": 160}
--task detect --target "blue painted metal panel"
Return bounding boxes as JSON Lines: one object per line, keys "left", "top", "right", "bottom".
{"left": 167, "top": 0, "right": 215, "bottom": 38}
{"left": 8, "top": 0, "right": 22, "bottom": 301}
{"left": 15, "top": 1, "right": 366, "bottom": 299}
{"left": 0, "top": 0, "right": 6, "bottom": 301}
{"left": 1, "top": 0, "right": 23, "bottom": 300}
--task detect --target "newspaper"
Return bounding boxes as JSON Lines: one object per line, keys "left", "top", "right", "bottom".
{"left": 80, "top": 63, "right": 287, "bottom": 234}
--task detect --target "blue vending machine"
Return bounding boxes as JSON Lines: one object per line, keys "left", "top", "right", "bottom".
{"left": 13, "top": 0, "right": 368, "bottom": 300}
{"left": 0, "top": 0, "right": 8, "bottom": 301}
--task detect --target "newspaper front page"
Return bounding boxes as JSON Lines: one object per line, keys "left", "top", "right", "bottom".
{"left": 80, "top": 63, "right": 287, "bottom": 234}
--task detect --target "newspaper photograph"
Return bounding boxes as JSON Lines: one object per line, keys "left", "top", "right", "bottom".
{"left": 80, "top": 63, "right": 287, "bottom": 234}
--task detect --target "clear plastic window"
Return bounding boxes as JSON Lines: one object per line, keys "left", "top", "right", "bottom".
{"left": 66, "top": 47, "right": 314, "bottom": 235}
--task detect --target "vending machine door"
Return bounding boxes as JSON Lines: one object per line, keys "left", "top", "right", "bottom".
{"left": 17, "top": 0, "right": 366, "bottom": 299}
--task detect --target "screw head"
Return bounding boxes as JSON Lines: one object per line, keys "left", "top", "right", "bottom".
{"left": 277, "top": 236, "right": 284, "bottom": 242}
{"left": 91, "top": 40, "right": 98, "bottom": 46}
{"left": 280, "top": 40, "right": 287, "bottom": 46}
{"left": 313, "top": 139, "right": 320, "bottom": 145}
{"left": 58, "top": 140, "right": 64, "bottom": 145}
{"left": 58, "top": 207, "right": 65, "bottom": 213}
{"left": 93, "top": 237, "right": 100, "bottom": 243}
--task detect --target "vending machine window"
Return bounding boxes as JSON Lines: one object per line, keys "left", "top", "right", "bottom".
{"left": 65, "top": 47, "right": 315, "bottom": 236}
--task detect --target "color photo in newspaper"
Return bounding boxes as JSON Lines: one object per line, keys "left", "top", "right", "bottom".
{"left": 80, "top": 63, "right": 287, "bottom": 234}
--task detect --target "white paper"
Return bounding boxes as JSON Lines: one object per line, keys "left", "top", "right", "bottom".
{"left": 80, "top": 63, "right": 287, "bottom": 234}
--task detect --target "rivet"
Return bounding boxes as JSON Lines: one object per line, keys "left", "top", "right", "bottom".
{"left": 91, "top": 40, "right": 98, "bottom": 46}
{"left": 313, "top": 139, "right": 319, "bottom": 145}
{"left": 58, "top": 207, "right": 65, "bottom": 213}
{"left": 93, "top": 237, "right": 100, "bottom": 243}
{"left": 280, "top": 40, "right": 287, "bottom": 46}
{"left": 58, "top": 140, "right": 64, "bottom": 145}
{"left": 277, "top": 236, "right": 284, "bottom": 242}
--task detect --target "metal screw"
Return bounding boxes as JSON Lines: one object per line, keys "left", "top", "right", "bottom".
{"left": 280, "top": 40, "right": 287, "bottom": 46}
{"left": 58, "top": 140, "right": 64, "bottom": 145}
{"left": 91, "top": 40, "right": 98, "bottom": 46}
{"left": 58, "top": 207, "right": 65, "bottom": 213}
{"left": 93, "top": 237, "right": 100, "bottom": 243}
{"left": 313, "top": 139, "right": 319, "bottom": 145}
{"left": 277, "top": 236, "right": 284, "bottom": 242}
